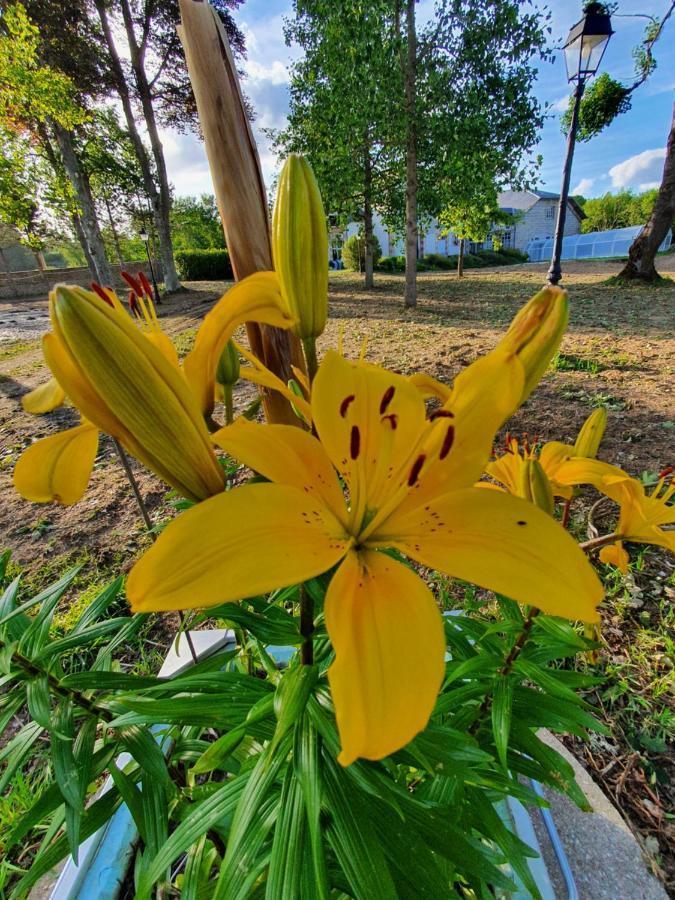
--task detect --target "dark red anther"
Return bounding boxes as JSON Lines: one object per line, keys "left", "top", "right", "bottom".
{"left": 340, "top": 394, "right": 355, "bottom": 417}
{"left": 379, "top": 385, "right": 395, "bottom": 414}
{"left": 658, "top": 465, "right": 674, "bottom": 480}
{"left": 408, "top": 454, "right": 426, "bottom": 486}
{"left": 382, "top": 414, "right": 398, "bottom": 430}
{"left": 439, "top": 425, "right": 455, "bottom": 460}
{"left": 91, "top": 282, "right": 114, "bottom": 307}
{"left": 429, "top": 408, "right": 454, "bottom": 421}
{"left": 121, "top": 270, "right": 143, "bottom": 295}
{"left": 128, "top": 291, "right": 139, "bottom": 314}
{"left": 138, "top": 271, "right": 153, "bottom": 298}
{"left": 350, "top": 425, "right": 361, "bottom": 460}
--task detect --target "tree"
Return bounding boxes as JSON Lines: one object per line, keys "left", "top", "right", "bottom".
{"left": 92, "top": 0, "right": 247, "bottom": 292}
{"left": 170, "top": 195, "right": 226, "bottom": 250}
{"left": 439, "top": 176, "right": 510, "bottom": 277}
{"left": 0, "top": 2, "right": 112, "bottom": 282}
{"left": 279, "top": 0, "right": 400, "bottom": 290}
{"left": 561, "top": 1, "right": 675, "bottom": 280}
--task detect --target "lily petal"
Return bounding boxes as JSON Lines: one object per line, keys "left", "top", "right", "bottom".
{"left": 408, "top": 372, "right": 452, "bottom": 403}
{"left": 212, "top": 420, "right": 347, "bottom": 524}
{"left": 183, "top": 272, "right": 295, "bottom": 417}
{"left": 599, "top": 542, "right": 630, "bottom": 573}
{"left": 144, "top": 330, "right": 180, "bottom": 370}
{"left": 13, "top": 422, "right": 99, "bottom": 505}
{"left": 127, "top": 482, "right": 350, "bottom": 613}
{"left": 325, "top": 549, "right": 445, "bottom": 766}
{"left": 21, "top": 377, "right": 66, "bottom": 414}
{"left": 312, "top": 350, "right": 426, "bottom": 520}
{"left": 373, "top": 487, "right": 603, "bottom": 622}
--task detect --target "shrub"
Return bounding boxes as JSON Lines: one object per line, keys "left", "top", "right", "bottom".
{"left": 423, "top": 253, "right": 456, "bottom": 270}
{"left": 342, "top": 233, "right": 382, "bottom": 272}
{"left": 376, "top": 255, "right": 405, "bottom": 272}
{"left": 476, "top": 249, "right": 506, "bottom": 266}
{"left": 498, "top": 247, "right": 529, "bottom": 263}
{"left": 175, "top": 248, "right": 233, "bottom": 280}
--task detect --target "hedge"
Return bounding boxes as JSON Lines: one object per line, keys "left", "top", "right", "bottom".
{"left": 175, "top": 249, "right": 233, "bottom": 280}
{"left": 374, "top": 247, "right": 529, "bottom": 274}
{"left": 342, "top": 233, "right": 382, "bottom": 272}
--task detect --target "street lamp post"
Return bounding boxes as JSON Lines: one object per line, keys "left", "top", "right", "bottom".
{"left": 547, "top": 3, "right": 613, "bottom": 285}
{"left": 138, "top": 227, "right": 162, "bottom": 305}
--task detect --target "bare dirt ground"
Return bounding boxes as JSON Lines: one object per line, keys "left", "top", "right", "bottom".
{"left": 1, "top": 257, "right": 674, "bottom": 888}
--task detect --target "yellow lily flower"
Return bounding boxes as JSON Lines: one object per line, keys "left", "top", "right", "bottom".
{"left": 487, "top": 408, "right": 610, "bottom": 504}
{"left": 128, "top": 348, "right": 602, "bottom": 766}
{"left": 183, "top": 272, "right": 296, "bottom": 418}
{"left": 14, "top": 284, "right": 225, "bottom": 505}
{"left": 21, "top": 376, "right": 66, "bottom": 414}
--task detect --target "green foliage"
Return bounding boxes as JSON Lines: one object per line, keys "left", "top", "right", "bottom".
{"left": 580, "top": 189, "right": 660, "bottom": 234}
{"left": 562, "top": 74, "right": 631, "bottom": 142}
{"left": 170, "top": 195, "right": 226, "bottom": 251}
{"left": 0, "top": 547, "right": 608, "bottom": 897}
{"left": 174, "top": 249, "right": 233, "bottom": 281}
{"left": 341, "top": 232, "right": 382, "bottom": 272}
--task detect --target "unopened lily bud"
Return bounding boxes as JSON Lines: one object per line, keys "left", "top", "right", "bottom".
{"left": 272, "top": 154, "right": 328, "bottom": 340}
{"left": 518, "top": 459, "right": 554, "bottom": 514}
{"left": 573, "top": 408, "right": 607, "bottom": 459}
{"left": 502, "top": 286, "right": 568, "bottom": 402}
{"left": 216, "top": 340, "right": 240, "bottom": 387}
{"left": 47, "top": 284, "right": 224, "bottom": 502}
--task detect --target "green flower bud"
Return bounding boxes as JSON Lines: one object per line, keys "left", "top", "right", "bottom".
{"left": 573, "top": 408, "right": 607, "bottom": 459}
{"left": 216, "top": 339, "right": 240, "bottom": 387}
{"left": 519, "top": 459, "right": 554, "bottom": 514}
{"left": 272, "top": 154, "right": 328, "bottom": 340}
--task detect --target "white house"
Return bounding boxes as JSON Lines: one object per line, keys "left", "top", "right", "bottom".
{"left": 329, "top": 189, "right": 585, "bottom": 263}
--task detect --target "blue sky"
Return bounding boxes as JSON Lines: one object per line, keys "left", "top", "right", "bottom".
{"left": 161, "top": 0, "right": 675, "bottom": 201}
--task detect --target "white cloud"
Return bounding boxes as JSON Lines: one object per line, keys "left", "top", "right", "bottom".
{"left": 244, "top": 59, "right": 289, "bottom": 85}
{"left": 549, "top": 94, "right": 570, "bottom": 113}
{"left": 638, "top": 181, "right": 660, "bottom": 191}
{"left": 609, "top": 148, "right": 666, "bottom": 189}
{"left": 572, "top": 177, "right": 594, "bottom": 195}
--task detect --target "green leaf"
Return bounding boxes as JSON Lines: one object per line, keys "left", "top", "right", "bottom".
{"left": 73, "top": 576, "right": 124, "bottom": 630}
{"left": 215, "top": 731, "right": 294, "bottom": 899}
{"left": 322, "top": 752, "right": 398, "bottom": 900}
{"left": 0, "top": 721, "right": 44, "bottom": 793}
{"left": 491, "top": 676, "right": 514, "bottom": 769}
{"left": 210, "top": 601, "right": 301, "bottom": 645}
{"left": 17, "top": 566, "right": 81, "bottom": 656}
{"left": 26, "top": 674, "right": 51, "bottom": 730}
{"left": 136, "top": 776, "right": 248, "bottom": 900}
{"left": 273, "top": 664, "right": 317, "bottom": 746}
{"left": 293, "top": 714, "right": 329, "bottom": 899}
{"left": 514, "top": 658, "right": 595, "bottom": 707}
{"left": 35, "top": 618, "right": 131, "bottom": 661}
{"left": 265, "top": 762, "right": 306, "bottom": 899}
{"left": 119, "top": 725, "right": 170, "bottom": 785}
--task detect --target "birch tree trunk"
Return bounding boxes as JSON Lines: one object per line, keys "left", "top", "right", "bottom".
{"left": 403, "top": 0, "right": 418, "bottom": 308}
{"left": 94, "top": 0, "right": 179, "bottom": 292}
{"left": 53, "top": 125, "right": 112, "bottom": 285}
{"left": 119, "top": 0, "right": 180, "bottom": 292}
{"left": 618, "top": 105, "right": 675, "bottom": 282}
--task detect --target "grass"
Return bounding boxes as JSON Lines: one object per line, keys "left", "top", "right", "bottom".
{"left": 0, "top": 340, "right": 39, "bottom": 362}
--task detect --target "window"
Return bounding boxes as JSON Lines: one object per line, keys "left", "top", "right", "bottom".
{"left": 545, "top": 206, "right": 555, "bottom": 220}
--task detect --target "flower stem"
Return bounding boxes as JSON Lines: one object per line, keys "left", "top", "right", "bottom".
{"left": 113, "top": 438, "right": 198, "bottom": 665}
{"left": 561, "top": 498, "right": 572, "bottom": 529}
{"left": 302, "top": 336, "right": 319, "bottom": 384}
{"left": 224, "top": 384, "right": 234, "bottom": 425}
{"left": 10, "top": 648, "right": 112, "bottom": 722}
{"left": 300, "top": 585, "right": 314, "bottom": 665}
{"left": 469, "top": 607, "right": 540, "bottom": 734}
{"left": 578, "top": 532, "right": 620, "bottom": 552}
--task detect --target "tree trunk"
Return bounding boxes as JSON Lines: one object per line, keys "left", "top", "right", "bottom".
{"left": 402, "top": 0, "right": 418, "bottom": 308}
{"left": 94, "top": 0, "right": 179, "bottom": 292}
{"left": 71, "top": 212, "right": 99, "bottom": 275}
{"left": 363, "top": 138, "right": 375, "bottom": 289}
{"left": 53, "top": 125, "right": 112, "bottom": 285}
{"left": 104, "top": 195, "right": 125, "bottom": 266}
{"left": 457, "top": 238, "right": 465, "bottom": 278}
{"left": 35, "top": 250, "right": 48, "bottom": 271}
{"left": 118, "top": 0, "right": 180, "bottom": 292}
{"left": 618, "top": 105, "right": 675, "bottom": 282}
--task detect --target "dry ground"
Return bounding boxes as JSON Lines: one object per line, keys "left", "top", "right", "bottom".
{"left": 1, "top": 257, "right": 674, "bottom": 888}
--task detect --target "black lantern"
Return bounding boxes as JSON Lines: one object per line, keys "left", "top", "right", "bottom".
{"left": 563, "top": 3, "right": 614, "bottom": 83}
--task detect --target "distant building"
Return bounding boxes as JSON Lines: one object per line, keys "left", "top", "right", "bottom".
{"left": 329, "top": 189, "right": 585, "bottom": 263}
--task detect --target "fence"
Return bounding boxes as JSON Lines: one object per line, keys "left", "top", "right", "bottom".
{"left": 0, "top": 261, "right": 162, "bottom": 301}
